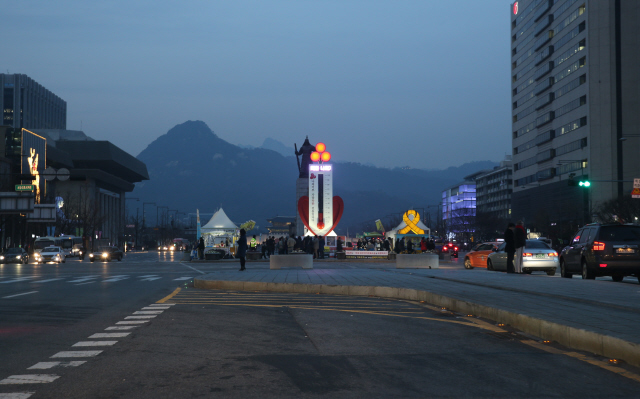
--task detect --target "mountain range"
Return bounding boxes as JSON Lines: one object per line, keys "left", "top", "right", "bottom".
{"left": 132, "top": 121, "right": 497, "bottom": 234}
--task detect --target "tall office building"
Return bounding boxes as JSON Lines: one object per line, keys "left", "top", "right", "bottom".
{"left": 510, "top": 1, "right": 640, "bottom": 229}
{"left": 1, "top": 74, "right": 66, "bottom": 130}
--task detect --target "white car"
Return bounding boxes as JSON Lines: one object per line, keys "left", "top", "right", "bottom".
{"left": 486, "top": 240, "right": 558, "bottom": 275}
{"left": 34, "top": 246, "right": 66, "bottom": 264}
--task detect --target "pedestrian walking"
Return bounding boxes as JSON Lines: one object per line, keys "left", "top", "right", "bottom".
{"left": 260, "top": 240, "right": 268, "bottom": 259}
{"left": 197, "top": 237, "right": 205, "bottom": 260}
{"left": 514, "top": 221, "right": 527, "bottom": 273}
{"left": 237, "top": 229, "right": 248, "bottom": 271}
{"left": 313, "top": 236, "right": 320, "bottom": 259}
{"left": 420, "top": 237, "right": 427, "bottom": 252}
{"left": 287, "top": 235, "right": 296, "bottom": 253}
{"left": 319, "top": 235, "right": 325, "bottom": 259}
{"left": 504, "top": 223, "right": 516, "bottom": 273}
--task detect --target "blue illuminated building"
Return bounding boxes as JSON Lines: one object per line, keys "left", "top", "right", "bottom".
{"left": 441, "top": 172, "right": 482, "bottom": 239}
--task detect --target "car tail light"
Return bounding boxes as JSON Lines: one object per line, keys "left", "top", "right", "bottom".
{"left": 600, "top": 263, "right": 608, "bottom": 268}
{"left": 593, "top": 242, "right": 605, "bottom": 251}
{"left": 523, "top": 253, "right": 532, "bottom": 257}
{"left": 454, "top": 247, "right": 458, "bottom": 251}
{"left": 548, "top": 252, "right": 558, "bottom": 257}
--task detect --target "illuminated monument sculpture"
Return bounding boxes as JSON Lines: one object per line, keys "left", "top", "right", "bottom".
{"left": 296, "top": 142, "right": 344, "bottom": 236}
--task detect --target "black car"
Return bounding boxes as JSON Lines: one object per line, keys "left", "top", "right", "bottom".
{"left": 439, "top": 243, "right": 459, "bottom": 258}
{"left": 89, "top": 246, "right": 124, "bottom": 262}
{"left": 1, "top": 248, "right": 29, "bottom": 264}
{"left": 560, "top": 223, "right": 640, "bottom": 282}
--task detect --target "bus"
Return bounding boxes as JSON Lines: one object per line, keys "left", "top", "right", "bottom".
{"left": 33, "top": 236, "right": 83, "bottom": 257}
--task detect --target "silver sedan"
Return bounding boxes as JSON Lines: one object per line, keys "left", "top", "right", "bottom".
{"left": 487, "top": 240, "right": 559, "bottom": 275}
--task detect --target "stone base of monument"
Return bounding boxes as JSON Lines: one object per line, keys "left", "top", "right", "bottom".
{"left": 336, "top": 252, "right": 346, "bottom": 260}
{"left": 270, "top": 254, "right": 313, "bottom": 269}
{"left": 396, "top": 253, "right": 439, "bottom": 269}
{"left": 388, "top": 253, "right": 396, "bottom": 260}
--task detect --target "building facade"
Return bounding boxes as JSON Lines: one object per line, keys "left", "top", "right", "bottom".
{"left": 475, "top": 156, "right": 514, "bottom": 220}
{"left": 510, "top": 1, "right": 640, "bottom": 230}
{"left": 1, "top": 74, "right": 67, "bottom": 130}
{"left": 442, "top": 180, "right": 477, "bottom": 240}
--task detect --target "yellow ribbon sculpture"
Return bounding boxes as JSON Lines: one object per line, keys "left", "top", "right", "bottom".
{"left": 399, "top": 210, "right": 424, "bottom": 234}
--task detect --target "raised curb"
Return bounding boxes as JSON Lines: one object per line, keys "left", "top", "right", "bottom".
{"left": 193, "top": 277, "right": 640, "bottom": 368}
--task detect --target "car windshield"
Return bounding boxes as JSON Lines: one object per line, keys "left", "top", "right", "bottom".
{"left": 598, "top": 226, "right": 640, "bottom": 242}
{"left": 43, "top": 247, "right": 59, "bottom": 252}
{"left": 6, "top": 248, "right": 22, "bottom": 254}
{"left": 525, "top": 240, "right": 551, "bottom": 249}
{"left": 98, "top": 247, "right": 111, "bottom": 252}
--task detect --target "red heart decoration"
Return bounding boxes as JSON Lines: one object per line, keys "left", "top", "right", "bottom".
{"left": 297, "top": 195, "right": 345, "bottom": 237}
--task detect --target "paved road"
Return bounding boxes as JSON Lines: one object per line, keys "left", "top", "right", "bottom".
{"left": 2, "top": 252, "right": 639, "bottom": 398}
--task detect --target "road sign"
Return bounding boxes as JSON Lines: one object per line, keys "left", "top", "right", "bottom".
{"left": 42, "top": 167, "right": 56, "bottom": 181}
{"left": 57, "top": 168, "right": 70, "bottom": 181}
{"left": 635, "top": 179, "right": 640, "bottom": 189}
{"left": 15, "top": 184, "right": 34, "bottom": 192}
{"left": 632, "top": 188, "right": 640, "bottom": 199}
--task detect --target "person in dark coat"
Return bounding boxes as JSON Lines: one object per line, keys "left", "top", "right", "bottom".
{"left": 260, "top": 240, "right": 268, "bottom": 259}
{"left": 319, "top": 236, "right": 325, "bottom": 259}
{"left": 514, "top": 221, "right": 527, "bottom": 273}
{"left": 337, "top": 237, "right": 343, "bottom": 252}
{"left": 406, "top": 239, "right": 413, "bottom": 253}
{"left": 237, "top": 229, "right": 248, "bottom": 271}
{"left": 504, "top": 223, "right": 516, "bottom": 273}
{"left": 197, "top": 237, "right": 205, "bottom": 260}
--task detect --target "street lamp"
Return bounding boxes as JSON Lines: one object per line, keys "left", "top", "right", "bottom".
{"left": 143, "top": 202, "right": 156, "bottom": 230}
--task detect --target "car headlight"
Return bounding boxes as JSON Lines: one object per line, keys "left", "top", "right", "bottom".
{"left": 102, "top": 253, "right": 108, "bottom": 257}
{"left": 158, "top": 247, "right": 161, "bottom": 250}
{"left": 0, "top": 256, "right": 4, "bottom": 260}
{"left": 89, "top": 253, "right": 94, "bottom": 257}
{"left": 16, "top": 256, "right": 20, "bottom": 259}
{"left": 170, "top": 247, "right": 175, "bottom": 251}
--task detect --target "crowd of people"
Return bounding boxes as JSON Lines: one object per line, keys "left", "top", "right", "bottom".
{"left": 255, "top": 235, "right": 327, "bottom": 259}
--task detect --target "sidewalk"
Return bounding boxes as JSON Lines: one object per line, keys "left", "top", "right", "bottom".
{"left": 193, "top": 265, "right": 640, "bottom": 367}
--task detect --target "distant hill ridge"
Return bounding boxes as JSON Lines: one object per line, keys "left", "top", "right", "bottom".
{"left": 133, "top": 120, "right": 497, "bottom": 233}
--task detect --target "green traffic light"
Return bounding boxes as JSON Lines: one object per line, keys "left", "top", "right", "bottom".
{"left": 579, "top": 181, "right": 591, "bottom": 187}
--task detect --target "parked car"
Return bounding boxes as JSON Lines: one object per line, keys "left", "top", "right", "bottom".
{"left": 34, "top": 246, "right": 66, "bottom": 264}
{"left": 559, "top": 223, "right": 640, "bottom": 282}
{"left": 440, "top": 243, "right": 459, "bottom": 258}
{"left": 0, "top": 248, "right": 29, "bottom": 264}
{"left": 486, "top": 240, "right": 558, "bottom": 275}
{"left": 89, "top": 246, "right": 124, "bottom": 262}
{"left": 464, "top": 242, "right": 501, "bottom": 269}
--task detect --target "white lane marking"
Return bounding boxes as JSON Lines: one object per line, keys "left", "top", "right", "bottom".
{"left": 89, "top": 333, "right": 130, "bottom": 338}
{"left": 139, "top": 277, "right": 162, "bottom": 281}
{"left": 0, "top": 392, "right": 35, "bottom": 398}
{"left": 181, "top": 263, "right": 205, "bottom": 274}
{"left": 116, "top": 320, "right": 148, "bottom": 325}
{"left": 106, "top": 326, "right": 139, "bottom": 330}
{"left": 173, "top": 277, "right": 194, "bottom": 281}
{"left": 150, "top": 303, "right": 175, "bottom": 306}
{"left": 138, "top": 275, "right": 158, "bottom": 278}
{"left": 2, "top": 291, "right": 38, "bottom": 299}
{"left": 68, "top": 276, "right": 99, "bottom": 283}
{"left": 133, "top": 310, "right": 163, "bottom": 315}
{"left": 51, "top": 351, "right": 102, "bottom": 358}
{"left": 142, "top": 307, "right": 169, "bottom": 310}
{"left": 73, "top": 341, "right": 117, "bottom": 347}
{"left": 31, "top": 278, "right": 64, "bottom": 284}
{"left": 0, "top": 277, "right": 37, "bottom": 284}
{"left": 0, "top": 375, "right": 59, "bottom": 384}
{"left": 28, "top": 361, "right": 86, "bottom": 370}
{"left": 125, "top": 315, "right": 156, "bottom": 319}
{"left": 103, "top": 275, "right": 130, "bottom": 282}
{"left": 74, "top": 282, "right": 96, "bottom": 286}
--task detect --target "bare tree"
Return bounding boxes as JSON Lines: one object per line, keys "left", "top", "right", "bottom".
{"left": 593, "top": 197, "right": 640, "bottom": 224}
{"left": 56, "top": 185, "right": 106, "bottom": 250}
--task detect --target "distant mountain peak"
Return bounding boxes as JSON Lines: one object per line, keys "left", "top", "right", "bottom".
{"left": 260, "top": 137, "right": 293, "bottom": 157}
{"left": 166, "top": 120, "right": 217, "bottom": 139}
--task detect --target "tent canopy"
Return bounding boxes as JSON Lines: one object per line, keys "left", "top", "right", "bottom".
{"left": 201, "top": 208, "right": 237, "bottom": 234}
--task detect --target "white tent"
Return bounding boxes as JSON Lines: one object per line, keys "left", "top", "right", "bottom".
{"left": 201, "top": 208, "right": 237, "bottom": 246}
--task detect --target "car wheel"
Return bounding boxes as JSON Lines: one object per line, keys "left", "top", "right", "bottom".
{"left": 582, "top": 259, "right": 595, "bottom": 280}
{"left": 487, "top": 259, "right": 494, "bottom": 271}
{"left": 546, "top": 269, "right": 556, "bottom": 276}
{"left": 523, "top": 269, "right": 532, "bottom": 274}
{"left": 464, "top": 258, "right": 473, "bottom": 269}
{"left": 90, "top": 259, "right": 94, "bottom": 262}
{"left": 611, "top": 275, "right": 624, "bottom": 282}
{"left": 560, "top": 260, "right": 572, "bottom": 278}
{"left": 118, "top": 255, "right": 122, "bottom": 261}
{"left": 22, "top": 258, "right": 27, "bottom": 264}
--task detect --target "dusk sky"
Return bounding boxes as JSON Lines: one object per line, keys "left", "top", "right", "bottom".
{"left": 6, "top": 1, "right": 513, "bottom": 169}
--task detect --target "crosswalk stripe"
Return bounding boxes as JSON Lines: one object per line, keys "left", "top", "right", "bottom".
{"left": 125, "top": 315, "right": 156, "bottom": 319}
{"left": 31, "top": 278, "right": 64, "bottom": 284}
{"left": 89, "top": 333, "right": 130, "bottom": 338}
{"left": 150, "top": 303, "right": 175, "bottom": 306}
{"left": 0, "top": 375, "right": 59, "bottom": 384}
{"left": 106, "top": 326, "right": 139, "bottom": 330}
{"left": 0, "top": 392, "right": 35, "bottom": 398}
{"left": 116, "top": 320, "right": 148, "bottom": 325}
{"left": 51, "top": 351, "right": 102, "bottom": 358}
{"left": 2, "top": 291, "right": 38, "bottom": 299}
{"left": 0, "top": 277, "right": 36, "bottom": 284}
{"left": 173, "top": 277, "right": 193, "bottom": 281}
{"left": 133, "top": 310, "right": 163, "bottom": 315}
{"left": 142, "top": 306, "right": 169, "bottom": 310}
{"left": 73, "top": 341, "right": 117, "bottom": 347}
{"left": 27, "top": 361, "right": 86, "bottom": 370}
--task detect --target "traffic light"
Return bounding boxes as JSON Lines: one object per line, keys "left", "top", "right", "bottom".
{"left": 579, "top": 180, "right": 591, "bottom": 187}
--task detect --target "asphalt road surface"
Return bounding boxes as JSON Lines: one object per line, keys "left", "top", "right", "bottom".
{"left": 1, "top": 251, "right": 639, "bottom": 398}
